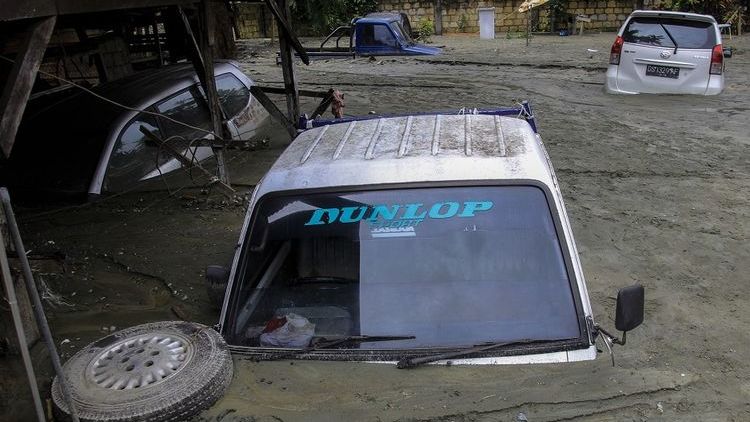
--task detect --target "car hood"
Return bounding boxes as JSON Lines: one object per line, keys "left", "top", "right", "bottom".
{"left": 197, "top": 359, "right": 695, "bottom": 421}
{"left": 403, "top": 43, "right": 441, "bottom": 55}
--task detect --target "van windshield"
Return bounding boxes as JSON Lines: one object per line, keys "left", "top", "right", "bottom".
{"left": 623, "top": 17, "right": 716, "bottom": 49}
{"left": 226, "top": 186, "right": 581, "bottom": 352}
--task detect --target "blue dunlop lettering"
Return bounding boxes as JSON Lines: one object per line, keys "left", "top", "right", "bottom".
{"left": 304, "top": 201, "right": 494, "bottom": 226}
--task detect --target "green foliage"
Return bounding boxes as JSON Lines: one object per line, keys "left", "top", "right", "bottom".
{"left": 660, "top": 0, "right": 739, "bottom": 18}
{"left": 414, "top": 19, "right": 435, "bottom": 42}
{"left": 547, "top": 0, "right": 568, "bottom": 17}
{"left": 457, "top": 14, "right": 469, "bottom": 32}
{"left": 546, "top": 0, "right": 568, "bottom": 31}
{"left": 291, "top": 0, "right": 378, "bottom": 35}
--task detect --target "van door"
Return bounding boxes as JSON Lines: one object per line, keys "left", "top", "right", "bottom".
{"left": 617, "top": 17, "right": 715, "bottom": 94}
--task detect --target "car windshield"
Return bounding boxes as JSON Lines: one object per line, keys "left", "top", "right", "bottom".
{"left": 390, "top": 21, "right": 413, "bottom": 44}
{"left": 623, "top": 17, "right": 716, "bottom": 49}
{"left": 226, "top": 186, "right": 581, "bottom": 352}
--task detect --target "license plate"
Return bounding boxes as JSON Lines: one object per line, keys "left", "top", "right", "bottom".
{"left": 646, "top": 65, "right": 680, "bottom": 79}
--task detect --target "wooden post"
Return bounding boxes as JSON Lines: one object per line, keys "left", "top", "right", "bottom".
{"left": 152, "top": 14, "right": 163, "bottom": 66}
{"left": 0, "top": 225, "right": 46, "bottom": 422}
{"left": 249, "top": 86, "right": 296, "bottom": 136}
{"left": 140, "top": 127, "right": 235, "bottom": 197}
{"left": 526, "top": 12, "right": 531, "bottom": 46}
{"left": 199, "top": 0, "right": 230, "bottom": 184}
{"left": 276, "top": 0, "right": 299, "bottom": 135}
{"left": 179, "top": 4, "right": 231, "bottom": 185}
{"left": 264, "top": 0, "right": 310, "bottom": 64}
{"left": 0, "top": 16, "right": 56, "bottom": 158}
{"left": 434, "top": 0, "right": 443, "bottom": 36}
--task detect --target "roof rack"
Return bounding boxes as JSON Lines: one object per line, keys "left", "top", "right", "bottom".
{"left": 298, "top": 100, "right": 538, "bottom": 134}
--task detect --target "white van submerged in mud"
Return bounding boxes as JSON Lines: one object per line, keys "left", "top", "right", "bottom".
{"left": 51, "top": 104, "right": 644, "bottom": 421}
{"left": 215, "top": 106, "right": 644, "bottom": 367}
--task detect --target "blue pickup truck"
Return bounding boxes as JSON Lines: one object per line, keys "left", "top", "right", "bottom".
{"left": 302, "top": 12, "right": 441, "bottom": 59}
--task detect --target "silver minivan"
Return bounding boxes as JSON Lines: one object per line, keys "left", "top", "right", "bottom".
{"left": 606, "top": 10, "right": 730, "bottom": 95}
{"left": 4, "top": 61, "right": 269, "bottom": 201}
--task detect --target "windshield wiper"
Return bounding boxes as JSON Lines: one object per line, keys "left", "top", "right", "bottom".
{"left": 397, "top": 338, "right": 549, "bottom": 369}
{"left": 660, "top": 24, "right": 679, "bottom": 54}
{"left": 256, "top": 335, "right": 415, "bottom": 361}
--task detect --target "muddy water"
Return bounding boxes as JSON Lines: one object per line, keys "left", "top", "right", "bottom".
{"left": 2, "top": 33, "right": 749, "bottom": 421}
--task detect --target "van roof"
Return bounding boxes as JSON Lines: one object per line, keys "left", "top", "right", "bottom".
{"left": 254, "top": 114, "right": 556, "bottom": 197}
{"left": 629, "top": 9, "right": 717, "bottom": 24}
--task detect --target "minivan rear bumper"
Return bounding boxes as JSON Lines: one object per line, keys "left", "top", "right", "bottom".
{"left": 605, "top": 65, "right": 637, "bottom": 94}
{"left": 605, "top": 64, "right": 725, "bottom": 95}
{"left": 705, "top": 74, "right": 724, "bottom": 95}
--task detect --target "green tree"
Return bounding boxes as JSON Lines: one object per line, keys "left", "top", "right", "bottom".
{"left": 291, "top": 0, "right": 378, "bottom": 35}
{"left": 661, "top": 0, "right": 741, "bottom": 18}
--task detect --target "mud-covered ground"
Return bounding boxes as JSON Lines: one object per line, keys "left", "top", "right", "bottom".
{"left": 2, "top": 33, "right": 749, "bottom": 421}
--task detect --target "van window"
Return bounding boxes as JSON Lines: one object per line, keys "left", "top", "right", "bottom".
{"left": 155, "top": 86, "right": 211, "bottom": 140}
{"left": 216, "top": 73, "right": 250, "bottom": 118}
{"left": 105, "top": 114, "right": 169, "bottom": 192}
{"left": 623, "top": 17, "right": 716, "bottom": 49}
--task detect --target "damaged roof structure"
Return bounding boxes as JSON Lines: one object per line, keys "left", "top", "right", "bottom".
{"left": 0, "top": 1, "right": 312, "bottom": 420}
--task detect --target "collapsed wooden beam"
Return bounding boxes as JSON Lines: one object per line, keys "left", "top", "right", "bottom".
{"left": 275, "top": 0, "right": 300, "bottom": 128}
{"left": 258, "top": 86, "right": 330, "bottom": 98}
{"left": 0, "top": 16, "right": 56, "bottom": 158}
{"left": 139, "top": 126, "right": 235, "bottom": 197}
{"left": 311, "top": 89, "right": 336, "bottom": 119}
{"left": 178, "top": 3, "right": 231, "bottom": 185}
{"left": 250, "top": 85, "right": 296, "bottom": 138}
{"left": 263, "top": 0, "right": 310, "bottom": 65}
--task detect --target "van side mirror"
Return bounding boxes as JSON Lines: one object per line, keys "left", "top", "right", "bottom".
{"left": 615, "top": 284, "right": 644, "bottom": 332}
{"left": 206, "top": 265, "right": 230, "bottom": 309}
{"left": 723, "top": 47, "right": 733, "bottom": 58}
{"left": 206, "top": 265, "right": 230, "bottom": 285}
{"left": 597, "top": 284, "right": 645, "bottom": 366}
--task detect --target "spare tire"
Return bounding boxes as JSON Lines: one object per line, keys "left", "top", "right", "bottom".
{"left": 52, "top": 321, "right": 232, "bottom": 422}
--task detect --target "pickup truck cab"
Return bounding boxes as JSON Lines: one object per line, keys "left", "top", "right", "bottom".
{"left": 307, "top": 13, "right": 440, "bottom": 59}
{"left": 217, "top": 109, "right": 642, "bottom": 364}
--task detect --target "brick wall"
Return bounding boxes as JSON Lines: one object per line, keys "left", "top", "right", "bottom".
{"left": 234, "top": 3, "right": 276, "bottom": 39}
{"left": 232, "top": 0, "right": 642, "bottom": 38}
{"left": 377, "top": 0, "right": 638, "bottom": 33}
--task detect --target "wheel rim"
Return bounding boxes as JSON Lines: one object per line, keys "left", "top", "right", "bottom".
{"left": 86, "top": 332, "right": 195, "bottom": 390}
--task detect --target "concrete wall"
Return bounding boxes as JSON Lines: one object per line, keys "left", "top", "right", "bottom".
{"left": 376, "top": 0, "right": 638, "bottom": 33}
{"left": 234, "top": 3, "right": 276, "bottom": 39}
{"left": 232, "top": 0, "right": 644, "bottom": 38}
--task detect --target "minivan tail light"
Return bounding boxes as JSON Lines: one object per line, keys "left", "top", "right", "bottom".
{"left": 610, "top": 36, "right": 624, "bottom": 65}
{"left": 710, "top": 44, "right": 723, "bottom": 75}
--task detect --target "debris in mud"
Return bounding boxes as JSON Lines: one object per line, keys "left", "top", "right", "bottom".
{"left": 38, "top": 277, "right": 73, "bottom": 308}
{"left": 171, "top": 305, "right": 190, "bottom": 321}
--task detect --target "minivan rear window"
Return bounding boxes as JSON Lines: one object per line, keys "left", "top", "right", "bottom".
{"left": 623, "top": 17, "right": 716, "bottom": 49}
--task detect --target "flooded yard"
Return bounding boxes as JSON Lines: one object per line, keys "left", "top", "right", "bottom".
{"left": 2, "top": 32, "right": 749, "bottom": 421}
